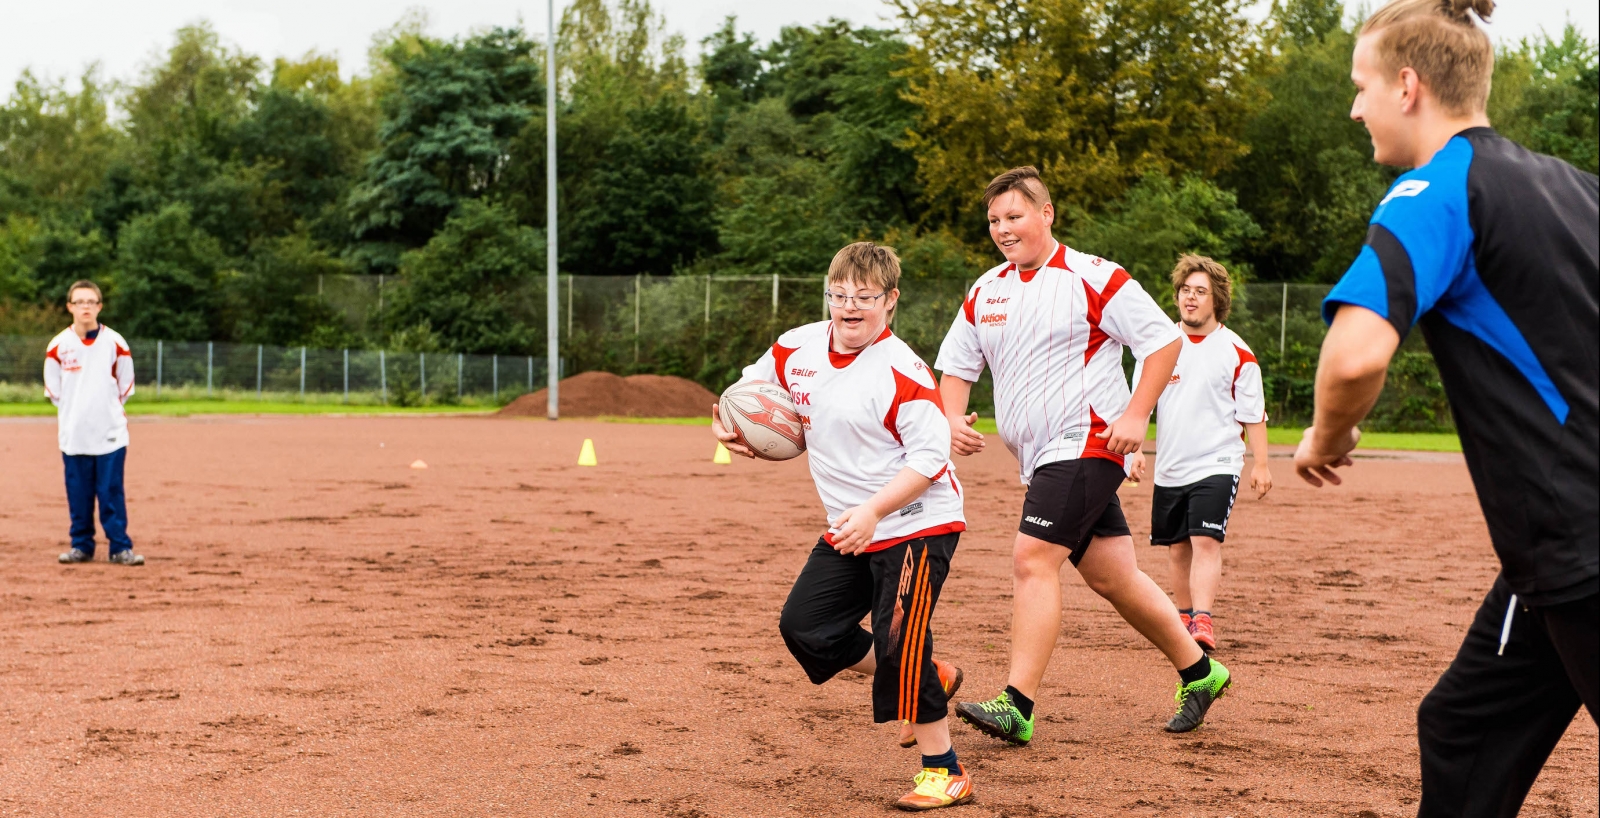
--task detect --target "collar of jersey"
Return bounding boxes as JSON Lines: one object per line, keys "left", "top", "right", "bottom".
{"left": 826, "top": 324, "right": 892, "bottom": 368}
{"left": 1183, "top": 324, "right": 1225, "bottom": 344}
{"left": 1001, "top": 242, "right": 1068, "bottom": 283}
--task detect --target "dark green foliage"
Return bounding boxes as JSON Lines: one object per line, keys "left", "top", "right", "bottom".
{"left": 384, "top": 200, "right": 543, "bottom": 354}
{"left": 112, "top": 203, "right": 226, "bottom": 340}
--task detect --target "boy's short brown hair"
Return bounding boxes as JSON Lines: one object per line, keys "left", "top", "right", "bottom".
{"left": 1171, "top": 255, "right": 1233, "bottom": 323}
{"left": 66, "top": 280, "right": 103, "bottom": 303}
{"left": 1361, "top": 0, "right": 1495, "bottom": 115}
{"left": 827, "top": 242, "right": 902, "bottom": 320}
{"left": 983, "top": 166, "right": 1052, "bottom": 210}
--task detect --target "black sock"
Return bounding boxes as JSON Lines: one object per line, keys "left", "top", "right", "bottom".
{"left": 921, "top": 748, "right": 962, "bottom": 775}
{"left": 1003, "top": 685, "right": 1034, "bottom": 720}
{"left": 1179, "top": 608, "right": 1193, "bottom": 616}
{"left": 1179, "top": 654, "right": 1212, "bottom": 686}
{"left": 1192, "top": 609, "right": 1211, "bottom": 619}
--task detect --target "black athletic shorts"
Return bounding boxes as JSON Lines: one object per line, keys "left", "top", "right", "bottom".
{"left": 778, "top": 533, "right": 959, "bottom": 725}
{"left": 1017, "top": 458, "right": 1130, "bottom": 565}
{"left": 1149, "top": 474, "right": 1240, "bottom": 545}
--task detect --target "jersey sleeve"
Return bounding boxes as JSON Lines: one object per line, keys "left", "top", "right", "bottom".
{"left": 44, "top": 342, "right": 62, "bottom": 406}
{"left": 114, "top": 341, "right": 135, "bottom": 404}
{"left": 933, "top": 282, "right": 986, "bottom": 381}
{"left": 1323, "top": 143, "right": 1475, "bottom": 340}
{"left": 1102, "top": 275, "right": 1182, "bottom": 360}
{"left": 885, "top": 358, "right": 951, "bottom": 480}
{"left": 739, "top": 326, "right": 809, "bottom": 390}
{"left": 1232, "top": 345, "right": 1266, "bottom": 424}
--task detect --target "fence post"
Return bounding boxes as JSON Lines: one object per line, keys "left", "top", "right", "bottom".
{"left": 380, "top": 349, "right": 387, "bottom": 404}
{"left": 634, "top": 274, "right": 641, "bottom": 364}
{"left": 567, "top": 274, "right": 574, "bottom": 339}
{"left": 822, "top": 274, "right": 829, "bottom": 320}
{"left": 457, "top": 353, "right": 463, "bottom": 398}
{"left": 300, "top": 346, "right": 306, "bottom": 399}
{"left": 155, "top": 340, "right": 162, "bottom": 397}
{"left": 343, "top": 348, "right": 349, "bottom": 403}
{"left": 705, "top": 275, "right": 712, "bottom": 326}
{"left": 1280, "top": 282, "right": 1289, "bottom": 356}
{"left": 527, "top": 356, "right": 533, "bottom": 392}
{"left": 419, "top": 353, "right": 426, "bottom": 397}
{"left": 256, "top": 344, "right": 262, "bottom": 400}
{"left": 771, "top": 273, "right": 779, "bottom": 317}
{"left": 493, "top": 354, "right": 499, "bottom": 399}
{"left": 206, "top": 341, "right": 213, "bottom": 397}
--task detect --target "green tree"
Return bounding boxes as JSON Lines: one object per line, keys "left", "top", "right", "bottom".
{"left": 385, "top": 200, "right": 543, "bottom": 353}
{"left": 347, "top": 27, "right": 542, "bottom": 262}
{"left": 896, "top": 0, "right": 1261, "bottom": 234}
{"left": 228, "top": 232, "right": 351, "bottom": 346}
{"left": 1066, "top": 172, "right": 1261, "bottom": 303}
{"left": 1491, "top": 25, "right": 1599, "bottom": 174}
{"left": 112, "top": 203, "right": 227, "bottom": 340}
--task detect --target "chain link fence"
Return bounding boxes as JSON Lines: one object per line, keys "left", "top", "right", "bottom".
{"left": 1, "top": 275, "right": 1452, "bottom": 430}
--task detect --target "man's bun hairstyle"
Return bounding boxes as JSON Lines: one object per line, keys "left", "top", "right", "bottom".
{"left": 1361, "top": 0, "right": 1495, "bottom": 116}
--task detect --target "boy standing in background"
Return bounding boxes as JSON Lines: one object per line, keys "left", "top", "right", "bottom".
{"left": 45, "top": 280, "right": 144, "bottom": 566}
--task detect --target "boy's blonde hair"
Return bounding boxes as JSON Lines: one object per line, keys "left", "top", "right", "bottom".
{"left": 1170, "top": 255, "right": 1233, "bottom": 323}
{"left": 66, "top": 280, "right": 103, "bottom": 303}
{"left": 1361, "top": 0, "right": 1496, "bottom": 116}
{"left": 827, "top": 242, "right": 902, "bottom": 320}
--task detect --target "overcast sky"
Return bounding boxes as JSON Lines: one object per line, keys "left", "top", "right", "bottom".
{"left": 2, "top": 0, "right": 1595, "bottom": 92}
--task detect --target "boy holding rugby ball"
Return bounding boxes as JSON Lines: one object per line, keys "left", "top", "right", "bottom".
{"left": 712, "top": 242, "right": 973, "bottom": 811}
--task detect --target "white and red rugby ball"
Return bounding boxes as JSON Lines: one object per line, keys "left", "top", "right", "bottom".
{"left": 719, "top": 381, "right": 806, "bottom": 461}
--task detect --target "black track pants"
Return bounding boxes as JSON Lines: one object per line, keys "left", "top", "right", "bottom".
{"left": 778, "top": 533, "right": 958, "bottom": 725}
{"left": 1416, "top": 575, "right": 1598, "bottom": 817}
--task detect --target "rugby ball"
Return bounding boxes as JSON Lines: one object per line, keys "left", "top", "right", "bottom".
{"left": 719, "top": 381, "right": 806, "bottom": 461}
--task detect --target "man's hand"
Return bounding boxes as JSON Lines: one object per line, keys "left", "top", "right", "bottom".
{"left": 1250, "top": 461, "right": 1273, "bottom": 498}
{"left": 1096, "top": 412, "right": 1149, "bottom": 456}
{"left": 1126, "top": 450, "right": 1147, "bottom": 482}
{"left": 949, "top": 412, "right": 985, "bottom": 456}
{"left": 830, "top": 505, "right": 881, "bottom": 556}
{"left": 1294, "top": 426, "right": 1360, "bottom": 487}
{"left": 710, "top": 404, "right": 755, "bottom": 459}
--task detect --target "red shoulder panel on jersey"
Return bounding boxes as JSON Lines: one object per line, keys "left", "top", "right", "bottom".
{"left": 1081, "top": 267, "right": 1132, "bottom": 364}
{"left": 1232, "top": 344, "right": 1258, "bottom": 398}
{"left": 962, "top": 286, "right": 981, "bottom": 324}
{"left": 882, "top": 368, "right": 944, "bottom": 444}
{"left": 46, "top": 345, "right": 60, "bottom": 362}
{"left": 771, "top": 342, "right": 799, "bottom": 391}
{"left": 116, "top": 344, "right": 131, "bottom": 357}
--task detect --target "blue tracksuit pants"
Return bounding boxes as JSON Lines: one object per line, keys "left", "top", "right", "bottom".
{"left": 63, "top": 446, "right": 133, "bottom": 555}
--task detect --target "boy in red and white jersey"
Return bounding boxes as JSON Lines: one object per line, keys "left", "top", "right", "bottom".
{"left": 936, "top": 167, "right": 1230, "bottom": 739}
{"left": 711, "top": 243, "right": 973, "bottom": 811}
{"left": 1128, "top": 256, "right": 1272, "bottom": 653}
{"left": 44, "top": 280, "right": 144, "bottom": 566}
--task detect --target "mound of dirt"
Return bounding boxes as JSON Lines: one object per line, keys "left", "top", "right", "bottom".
{"left": 499, "top": 371, "right": 718, "bottom": 419}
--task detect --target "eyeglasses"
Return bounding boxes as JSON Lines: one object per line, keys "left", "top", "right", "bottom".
{"left": 68, "top": 300, "right": 101, "bottom": 307}
{"left": 825, "top": 291, "right": 888, "bottom": 310}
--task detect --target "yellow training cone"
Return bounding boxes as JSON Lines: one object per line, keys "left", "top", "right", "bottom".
{"left": 577, "top": 439, "right": 598, "bottom": 466}
{"left": 410, "top": 459, "right": 428, "bottom": 470}
{"left": 713, "top": 442, "right": 732, "bottom": 465}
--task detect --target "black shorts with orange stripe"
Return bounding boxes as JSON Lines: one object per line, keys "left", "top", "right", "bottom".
{"left": 778, "top": 533, "right": 959, "bottom": 725}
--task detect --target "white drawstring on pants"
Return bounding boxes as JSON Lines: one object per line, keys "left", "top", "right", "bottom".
{"left": 1497, "top": 593, "right": 1518, "bottom": 656}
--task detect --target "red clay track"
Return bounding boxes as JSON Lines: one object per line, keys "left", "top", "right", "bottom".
{"left": 0, "top": 416, "right": 1592, "bottom": 816}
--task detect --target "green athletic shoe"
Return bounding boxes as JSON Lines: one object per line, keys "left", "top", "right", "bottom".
{"left": 955, "top": 691, "right": 1034, "bottom": 746}
{"left": 1165, "top": 659, "right": 1231, "bottom": 733}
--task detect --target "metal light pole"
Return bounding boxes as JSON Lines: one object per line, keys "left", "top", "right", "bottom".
{"left": 545, "top": 0, "right": 560, "bottom": 420}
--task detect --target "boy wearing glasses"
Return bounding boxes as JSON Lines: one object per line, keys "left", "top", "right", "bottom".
{"left": 45, "top": 280, "right": 144, "bottom": 566}
{"left": 1127, "top": 255, "right": 1272, "bottom": 654}
{"left": 712, "top": 243, "right": 973, "bottom": 810}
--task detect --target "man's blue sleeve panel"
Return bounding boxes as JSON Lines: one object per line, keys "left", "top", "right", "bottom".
{"left": 1323, "top": 137, "right": 1477, "bottom": 334}
{"left": 1436, "top": 259, "right": 1571, "bottom": 424}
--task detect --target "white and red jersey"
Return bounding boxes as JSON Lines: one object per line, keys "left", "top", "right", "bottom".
{"left": 1135, "top": 324, "right": 1267, "bottom": 487}
{"left": 741, "top": 321, "right": 965, "bottom": 552}
{"left": 935, "top": 241, "right": 1181, "bottom": 484}
{"left": 44, "top": 325, "right": 135, "bottom": 456}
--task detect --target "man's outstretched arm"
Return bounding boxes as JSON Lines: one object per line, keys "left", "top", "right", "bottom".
{"left": 1294, "top": 305, "right": 1400, "bottom": 486}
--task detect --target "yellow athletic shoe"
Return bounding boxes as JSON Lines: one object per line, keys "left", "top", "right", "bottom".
{"left": 894, "top": 767, "right": 974, "bottom": 811}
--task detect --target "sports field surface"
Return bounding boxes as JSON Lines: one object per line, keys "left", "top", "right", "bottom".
{"left": 0, "top": 416, "right": 1591, "bottom": 816}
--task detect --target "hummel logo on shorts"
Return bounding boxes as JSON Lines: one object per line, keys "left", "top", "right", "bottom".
{"left": 1200, "top": 521, "right": 1223, "bottom": 530}
{"left": 1024, "top": 516, "right": 1054, "bottom": 528}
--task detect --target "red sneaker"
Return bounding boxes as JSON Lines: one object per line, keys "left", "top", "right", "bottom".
{"left": 1180, "top": 611, "right": 1193, "bottom": 632}
{"left": 1191, "top": 613, "right": 1216, "bottom": 653}
{"left": 899, "top": 659, "right": 964, "bottom": 748}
